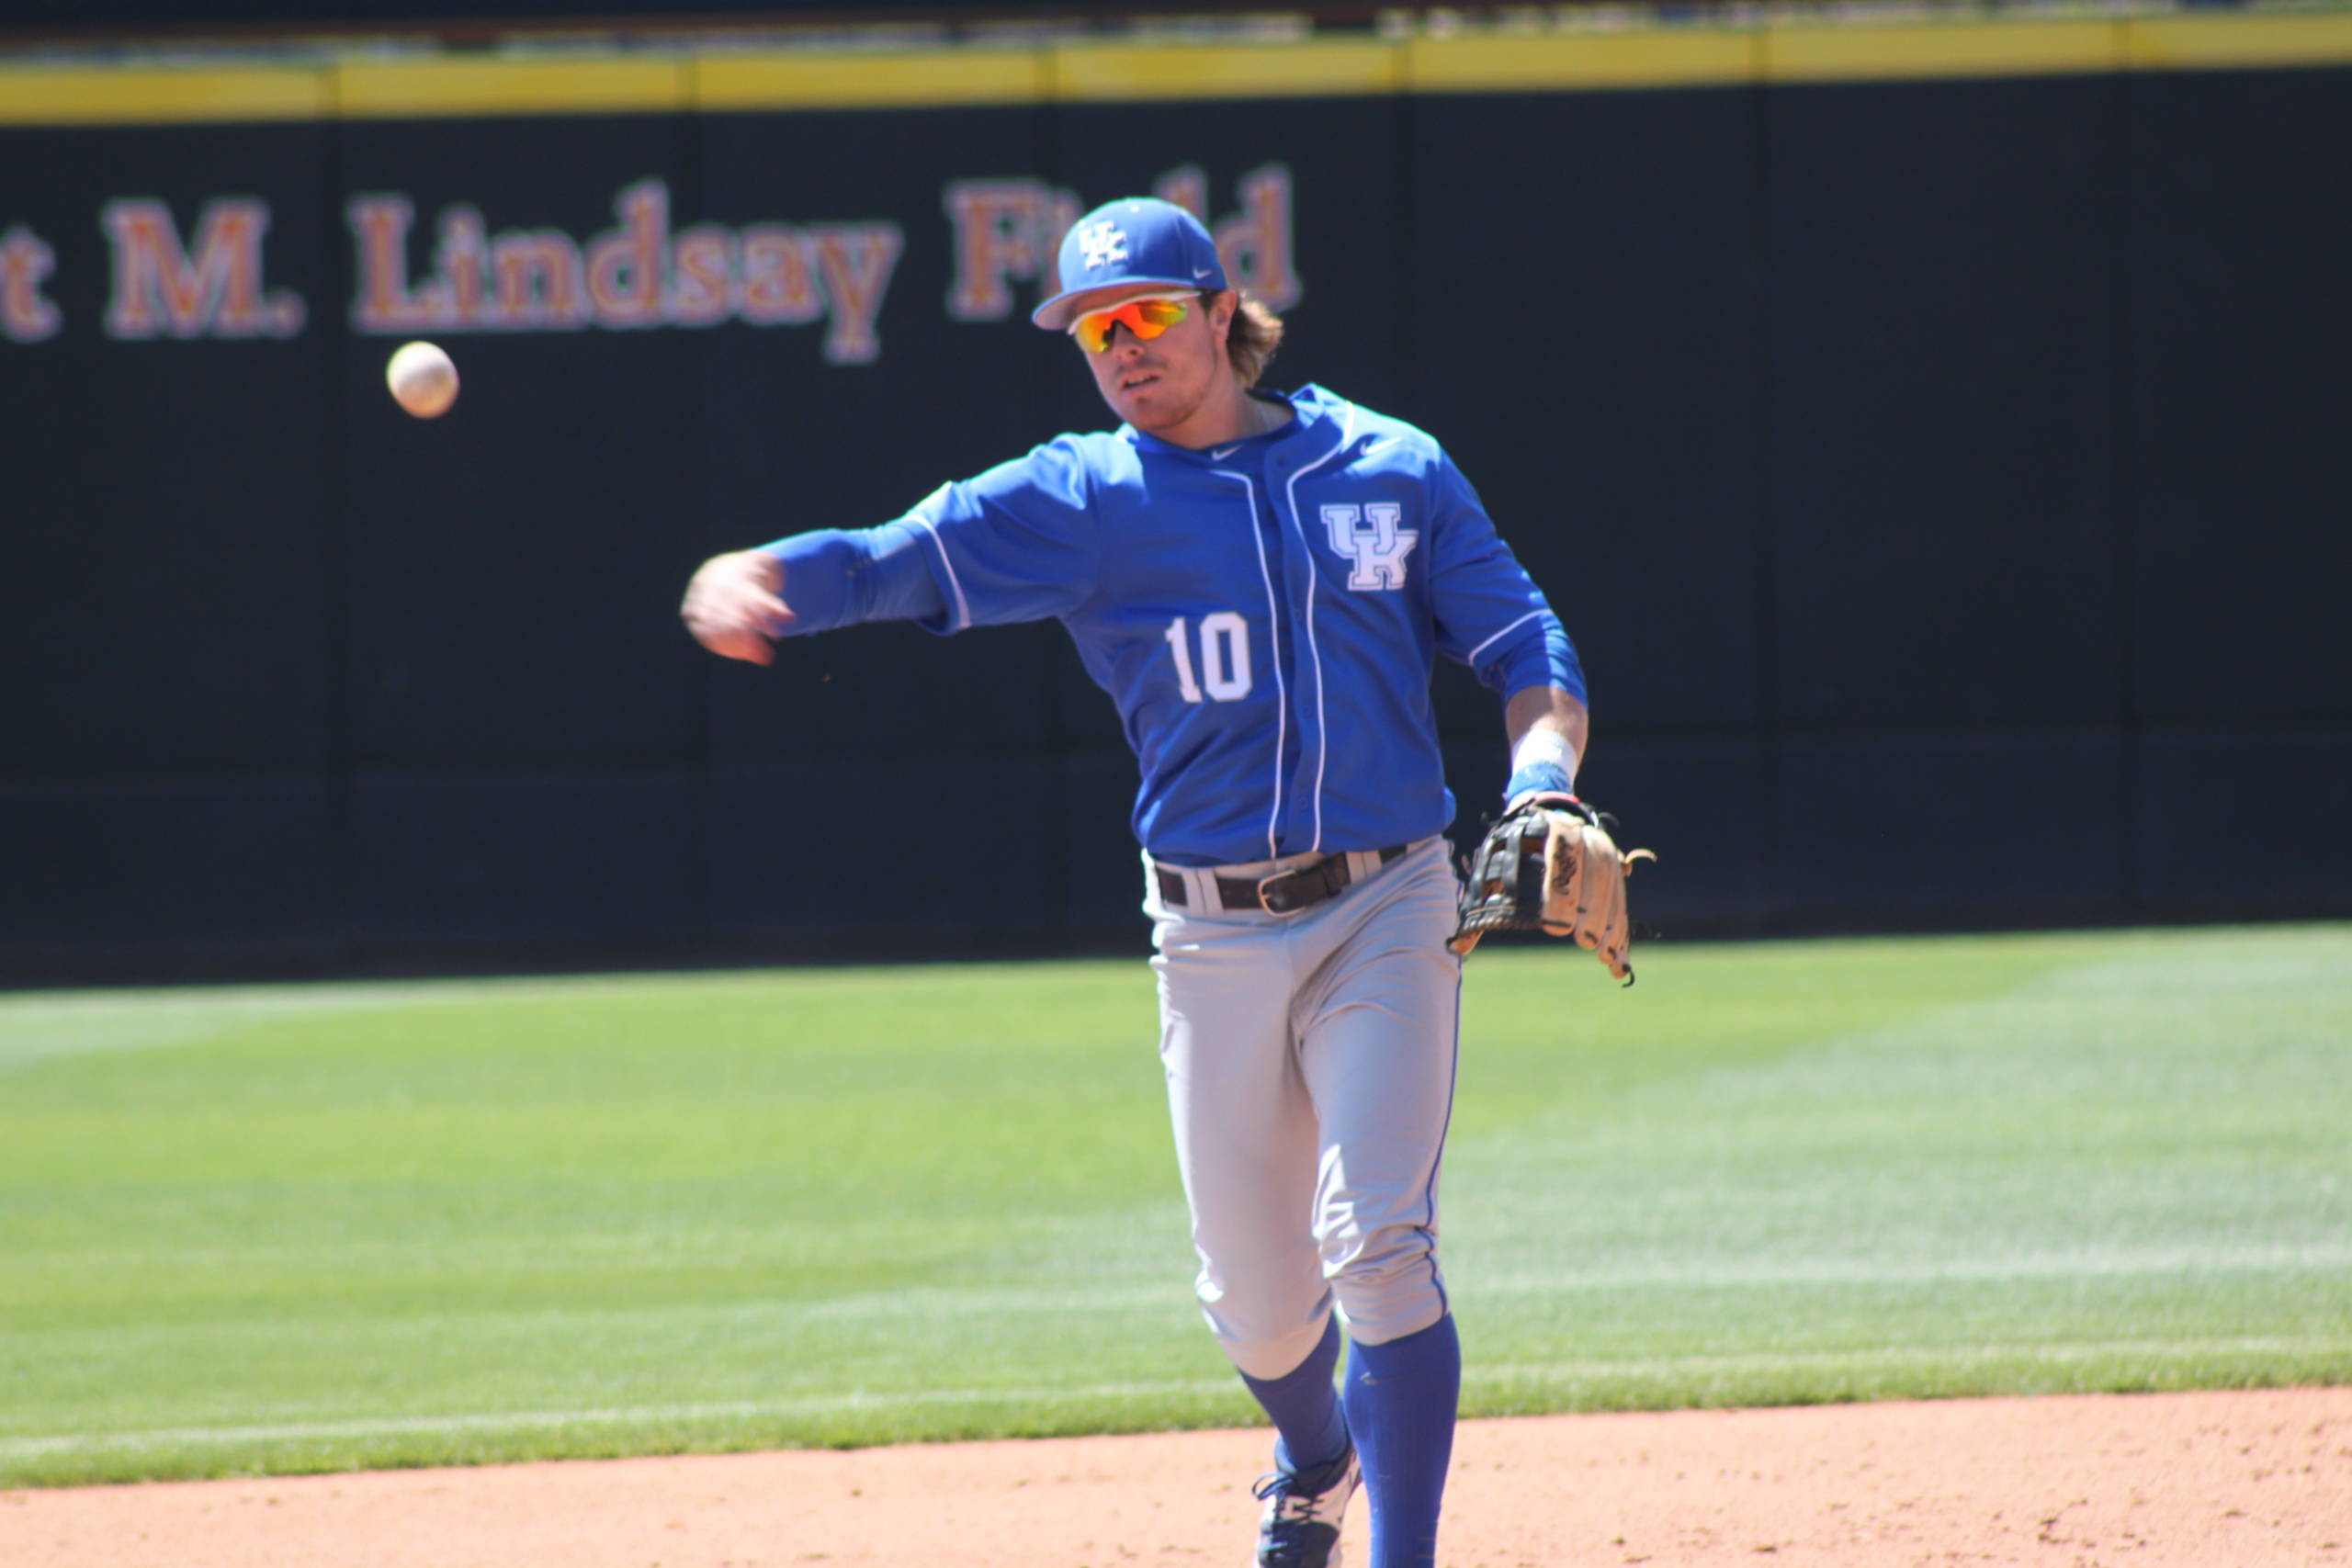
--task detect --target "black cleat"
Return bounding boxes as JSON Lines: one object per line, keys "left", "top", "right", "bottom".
{"left": 1251, "top": 1440, "right": 1361, "bottom": 1568}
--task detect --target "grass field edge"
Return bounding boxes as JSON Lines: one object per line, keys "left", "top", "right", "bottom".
{"left": 7, "top": 1341, "right": 2346, "bottom": 1489}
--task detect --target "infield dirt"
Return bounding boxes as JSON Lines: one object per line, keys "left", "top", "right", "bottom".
{"left": 5, "top": 1388, "right": 2346, "bottom": 1567}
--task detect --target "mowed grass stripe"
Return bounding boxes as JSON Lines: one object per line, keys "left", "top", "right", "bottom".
{"left": 0, "top": 1377, "right": 1241, "bottom": 1460}
{"left": 0, "top": 925, "right": 2345, "bottom": 1485}
{"left": 10, "top": 1335, "right": 2346, "bottom": 1465}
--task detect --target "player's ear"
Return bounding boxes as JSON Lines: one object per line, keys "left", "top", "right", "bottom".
{"left": 1204, "top": 290, "right": 1241, "bottom": 370}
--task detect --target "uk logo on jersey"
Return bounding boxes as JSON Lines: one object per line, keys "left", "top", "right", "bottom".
{"left": 1077, "top": 220, "right": 1127, "bottom": 272}
{"left": 1321, "top": 503, "right": 1419, "bottom": 591}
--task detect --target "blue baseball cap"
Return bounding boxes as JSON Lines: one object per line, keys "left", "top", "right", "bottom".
{"left": 1031, "top": 197, "right": 1231, "bottom": 332}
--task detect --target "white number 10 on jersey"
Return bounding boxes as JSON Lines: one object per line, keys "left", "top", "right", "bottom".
{"left": 1165, "top": 612, "right": 1253, "bottom": 703}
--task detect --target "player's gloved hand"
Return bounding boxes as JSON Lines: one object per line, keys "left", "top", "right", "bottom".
{"left": 682, "top": 550, "right": 796, "bottom": 666}
{"left": 1450, "top": 796, "right": 1656, "bottom": 982}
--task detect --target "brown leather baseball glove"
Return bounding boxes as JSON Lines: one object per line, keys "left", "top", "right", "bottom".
{"left": 1449, "top": 796, "right": 1656, "bottom": 982}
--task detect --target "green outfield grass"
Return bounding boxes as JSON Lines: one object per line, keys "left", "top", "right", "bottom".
{"left": 2, "top": 925, "right": 2346, "bottom": 1486}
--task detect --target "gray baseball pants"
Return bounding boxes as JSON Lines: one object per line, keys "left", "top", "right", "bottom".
{"left": 1145, "top": 836, "right": 1464, "bottom": 1381}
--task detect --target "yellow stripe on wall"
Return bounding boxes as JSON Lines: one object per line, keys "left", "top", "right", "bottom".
{"left": 2127, "top": 12, "right": 2352, "bottom": 70}
{"left": 695, "top": 49, "right": 1042, "bottom": 111}
{"left": 0, "top": 66, "right": 327, "bottom": 125}
{"left": 1765, "top": 19, "right": 2126, "bottom": 83}
{"left": 334, "top": 56, "right": 688, "bottom": 118}
{"left": 1049, "top": 39, "right": 1401, "bottom": 101}
{"left": 1406, "top": 31, "right": 1760, "bottom": 94}
{"left": 1, "top": 12, "right": 2349, "bottom": 127}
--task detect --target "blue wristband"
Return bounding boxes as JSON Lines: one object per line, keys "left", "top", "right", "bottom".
{"left": 1503, "top": 761, "right": 1575, "bottom": 805}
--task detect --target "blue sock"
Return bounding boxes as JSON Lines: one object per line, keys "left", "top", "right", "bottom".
{"left": 1238, "top": 1314, "right": 1350, "bottom": 1476}
{"left": 1340, "top": 1313, "right": 1460, "bottom": 1568}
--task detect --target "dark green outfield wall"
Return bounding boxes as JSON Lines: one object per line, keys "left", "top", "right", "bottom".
{"left": 3, "top": 50, "right": 2347, "bottom": 974}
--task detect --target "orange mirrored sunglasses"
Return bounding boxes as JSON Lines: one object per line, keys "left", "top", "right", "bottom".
{"left": 1069, "top": 293, "right": 1196, "bottom": 354}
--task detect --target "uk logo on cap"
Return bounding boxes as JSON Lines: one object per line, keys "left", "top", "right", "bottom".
{"left": 1078, "top": 220, "right": 1128, "bottom": 271}
{"left": 1032, "top": 197, "right": 1232, "bottom": 331}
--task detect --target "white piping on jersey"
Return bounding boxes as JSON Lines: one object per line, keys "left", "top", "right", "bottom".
{"left": 1466, "top": 607, "right": 1551, "bottom": 667}
{"left": 1282, "top": 400, "right": 1357, "bottom": 853}
{"left": 1212, "top": 466, "right": 1289, "bottom": 862}
{"left": 1362, "top": 436, "right": 1400, "bottom": 458}
{"left": 905, "top": 513, "right": 973, "bottom": 632}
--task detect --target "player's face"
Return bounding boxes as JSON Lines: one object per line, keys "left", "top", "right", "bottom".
{"left": 1070, "top": 287, "right": 1237, "bottom": 436}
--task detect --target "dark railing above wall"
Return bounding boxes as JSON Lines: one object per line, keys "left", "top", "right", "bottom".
{"left": 10, "top": 0, "right": 1384, "bottom": 46}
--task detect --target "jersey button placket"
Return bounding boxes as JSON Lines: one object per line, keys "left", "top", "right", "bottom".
{"left": 1248, "top": 466, "right": 1308, "bottom": 859}
{"left": 1271, "top": 456, "right": 1327, "bottom": 857}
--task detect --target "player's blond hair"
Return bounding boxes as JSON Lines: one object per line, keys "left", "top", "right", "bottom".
{"left": 1225, "top": 294, "right": 1285, "bottom": 389}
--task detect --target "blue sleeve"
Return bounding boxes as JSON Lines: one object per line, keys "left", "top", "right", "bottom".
{"left": 753, "top": 430, "right": 1102, "bottom": 638}
{"left": 757, "top": 520, "right": 946, "bottom": 637}
{"left": 1425, "top": 454, "right": 1588, "bottom": 704}
{"left": 898, "top": 437, "right": 1102, "bottom": 634}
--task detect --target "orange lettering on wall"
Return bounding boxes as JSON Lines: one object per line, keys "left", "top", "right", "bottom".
{"left": 104, "top": 197, "right": 304, "bottom": 341}
{"left": 489, "top": 231, "right": 589, "bottom": 328}
{"left": 586, "top": 180, "right": 667, "bottom": 329}
{"left": 348, "top": 197, "right": 455, "bottom": 333}
{"left": 1216, "top": 165, "right": 1302, "bottom": 313}
{"left": 943, "top": 180, "right": 1046, "bottom": 322}
{"left": 436, "top": 208, "right": 489, "bottom": 325}
{"left": 671, "top": 226, "right": 737, "bottom": 326}
{"left": 0, "top": 226, "right": 63, "bottom": 343}
{"left": 1152, "top": 165, "right": 1210, "bottom": 225}
{"left": 740, "top": 226, "right": 822, "bottom": 325}
{"left": 810, "top": 224, "right": 903, "bottom": 366}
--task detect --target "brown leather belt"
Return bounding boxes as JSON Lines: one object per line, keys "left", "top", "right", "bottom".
{"left": 1155, "top": 844, "right": 1409, "bottom": 916}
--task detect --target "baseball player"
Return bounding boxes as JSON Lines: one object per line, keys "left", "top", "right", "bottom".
{"left": 683, "top": 197, "right": 1610, "bottom": 1568}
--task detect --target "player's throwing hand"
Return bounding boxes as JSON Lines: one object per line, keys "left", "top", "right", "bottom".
{"left": 680, "top": 549, "right": 795, "bottom": 665}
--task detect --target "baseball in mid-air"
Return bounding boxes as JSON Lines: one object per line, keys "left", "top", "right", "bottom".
{"left": 386, "top": 341, "right": 459, "bottom": 419}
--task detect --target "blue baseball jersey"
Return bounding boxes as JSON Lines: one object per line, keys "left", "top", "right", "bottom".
{"left": 765, "top": 384, "right": 1581, "bottom": 867}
